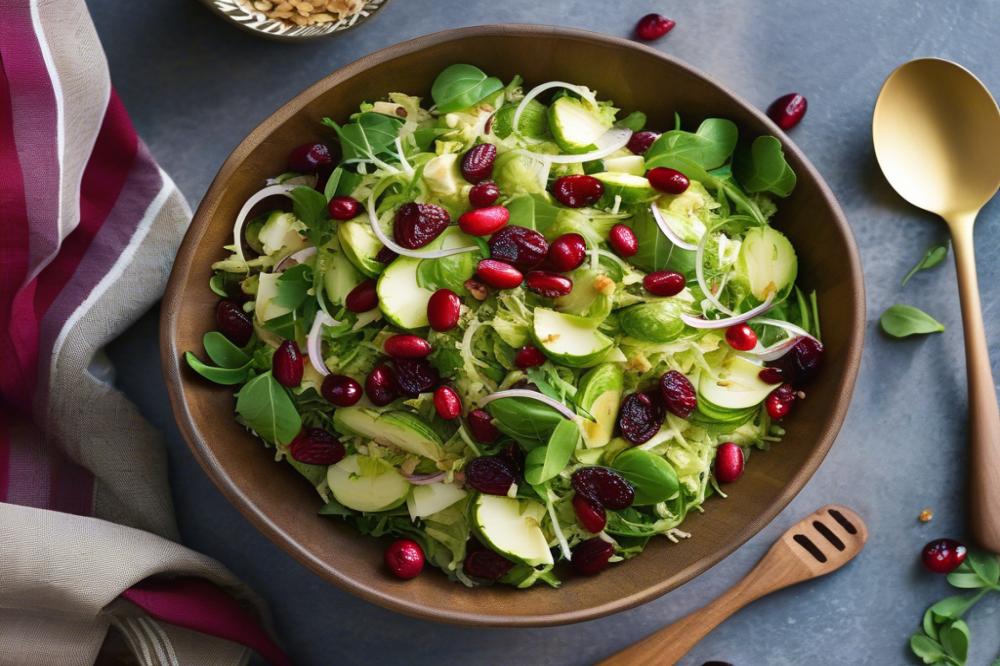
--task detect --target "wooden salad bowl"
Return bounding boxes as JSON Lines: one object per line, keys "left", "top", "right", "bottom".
{"left": 160, "top": 25, "right": 864, "bottom": 626}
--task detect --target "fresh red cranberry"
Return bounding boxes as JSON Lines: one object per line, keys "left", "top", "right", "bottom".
{"left": 525, "top": 271, "right": 573, "bottom": 297}
{"left": 765, "top": 384, "right": 796, "bottom": 420}
{"left": 643, "top": 270, "right": 686, "bottom": 296}
{"left": 216, "top": 300, "right": 253, "bottom": 346}
{"left": 608, "top": 224, "right": 638, "bottom": 257}
{"left": 488, "top": 225, "right": 548, "bottom": 270}
{"left": 345, "top": 279, "right": 378, "bottom": 312}
{"left": 384, "top": 334, "right": 432, "bottom": 359}
{"left": 768, "top": 338, "right": 824, "bottom": 386}
{"left": 552, "top": 175, "right": 604, "bottom": 208}
{"left": 617, "top": 392, "right": 664, "bottom": 444}
{"left": 635, "top": 13, "right": 676, "bottom": 41}
{"left": 767, "top": 93, "right": 808, "bottom": 130}
{"left": 272, "top": 340, "right": 303, "bottom": 387}
{"left": 660, "top": 370, "right": 697, "bottom": 419}
{"left": 434, "top": 385, "right": 462, "bottom": 420}
{"left": 714, "top": 442, "right": 744, "bottom": 483}
{"left": 573, "top": 494, "right": 607, "bottom": 533}
{"left": 469, "top": 181, "right": 501, "bottom": 208}
{"left": 321, "top": 374, "right": 362, "bottom": 407}
{"left": 461, "top": 143, "right": 497, "bottom": 183}
{"left": 572, "top": 538, "right": 615, "bottom": 576}
{"left": 463, "top": 540, "right": 514, "bottom": 580}
{"left": 394, "top": 203, "right": 450, "bottom": 249}
{"left": 384, "top": 538, "right": 424, "bottom": 579}
{"left": 647, "top": 167, "right": 690, "bottom": 194}
{"left": 427, "top": 288, "right": 462, "bottom": 331}
{"left": 289, "top": 427, "right": 345, "bottom": 465}
{"left": 758, "top": 367, "right": 784, "bottom": 384}
{"left": 572, "top": 467, "right": 635, "bottom": 510}
{"left": 465, "top": 456, "right": 516, "bottom": 495}
{"left": 467, "top": 409, "right": 500, "bottom": 443}
{"left": 476, "top": 259, "right": 523, "bottom": 289}
{"left": 287, "top": 142, "right": 332, "bottom": 173}
{"left": 327, "top": 195, "right": 360, "bottom": 220}
{"left": 376, "top": 246, "right": 398, "bottom": 264}
{"left": 393, "top": 358, "right": 439, "bottom": 397}
{"left": 459, "top": 205, "right": 510, "bottom": 236}
{"left": 921, "top": 538, "right": 967, "bottom": 574}
{"left": 547, "top": 233, "right": 587, "bottom": 272}
{"left": 514, "top": 345, "right": 546, "bottom": 369}
{"left": 366, "top": 364, "right": 398, "bottom": 406}
{"left": 725, "top": 323, "right": 758, "bottom": 351}
{"left": 627, "top": 130, "right": 659, "bottom": 155}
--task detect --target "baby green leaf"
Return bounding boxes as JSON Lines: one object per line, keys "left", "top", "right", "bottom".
{"left": 902, "top": 241, "right": 949, "bottom": 287}
{"left": 645, "top": 118, "right": 738, "bottom": 172}
{"left": 487, "top": 397, "right": 564, "bottom": 448}
{"left": 431, "top": 64, "right": 504, "bottom": 113}
{"left": 184, "top": 352, "right": 250, "bottom": 385}
{"left": 203, "top": 331, "right": 251, "bottom": 369}
{"left": 965, "top": 550, "right": 1000, "bottom": 586}
{"left": 324, "top": 112, "right": 403, "bottom": 163}
{"left": 288, "top": 186, "right": 331, "bottom": 246}
{"left": 940, "top": 619, "right": 970, "bottom": 664}
{"left": 616, "top": 110, "right": 646, "bottom": 132}
{"left": 910, "top": 634, "right": 947, "bottom": 664}
{"left": 880, "top": 304, "right": 945, "bottom": 338}
{"left": 930, "top": 594, "right": 981, "bottom": 621}
{"left": 524, "top": 418, "right": 579, "bottom": 485}
{"left": 947, "top": 572, "right": 987, "bottom": 589}
{"left": 610, "top": 449, "right": 679, "bottom": 505}
{"left": 208, "top": 274, "right": 229, "bottom": 298}
{"left": 273, "top": 263, "right": 313, "bottom": 311}
{"left": 733, "top": 135, "right": 797, "bottom": 197}
{"left": 236, "top": 371, "right": 302, "bottom": 445}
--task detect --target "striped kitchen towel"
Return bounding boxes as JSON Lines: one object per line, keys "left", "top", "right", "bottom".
{"left": 0, "top": 1, "right": 290, "bottom": 664}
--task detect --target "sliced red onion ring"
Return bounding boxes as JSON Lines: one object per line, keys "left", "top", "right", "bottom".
{"left": 275, "top": 246, "right": 317, "bottom": 272}
{"left": 512, "top": 81, "right": 597, "bottom": 137}
{"left": 307, "top": 311, "right": 338, "bottom": 377}
{"left": 516, "top": 128, "right": 632, "bottom": 165}
{"left": 750, "top": 317, "right": 815, "bottom": 340}
{"left": 232, "top": 183, "right": 299, "bottom": 266}
{"left": 650, "top": 202, "right": 698, "bottom": 251}
{"left": 739, "top": 317, "right": 821, "bottom": 360}
{"left": 478, "top": 389, "right": 577, "bottom": 420}
{"left": 680, "top": 296, "right": 776, "bottom": 329}
{"left": 265, "top": 173, "right": 317, "bottom": 188}
{"left": 364, "top": 190, "right": 479, "bottom": 259}
{"left": 402, "top": 471, "right": 446, "bottom": 485}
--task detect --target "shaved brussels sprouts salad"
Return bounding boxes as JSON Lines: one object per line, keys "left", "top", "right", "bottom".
{"left": 186, "top": 64, "right": 825, "bottom": 588}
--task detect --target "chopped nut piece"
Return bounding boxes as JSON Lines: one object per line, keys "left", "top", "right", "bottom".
{"left": 242, "top": 0, "right": 363, "bottom": 26}
{"left": 626, "top": 354, "right": 652, "bottom": 373}
{"left": 464, "top": 279, "right": 488, "bottom": 301}
{"left": 593, "top": 274, "right": 616, "bottom": 296}
{"left": 919, "top": 508, "right": 934, "bottom": 523}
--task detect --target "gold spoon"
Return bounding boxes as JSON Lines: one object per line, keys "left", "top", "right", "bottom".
{"left": 873, "top": 58, "right": 1000, "bottom": 552}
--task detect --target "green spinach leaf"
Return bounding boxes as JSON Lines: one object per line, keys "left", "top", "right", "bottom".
{"left": 733, "top": 135, "right": 797, "bottom": 197}
{"left": 288, "top": 186, "right": 331, "bottom": 246}
{"left": 524, "top": 419, "right": 579, "bottom": 485}
{"left": 273, "top": 263, "right": 314, "bottom": 310}
{"left": 627, "top": 205, "right": 696, "bottom": 274}
{"left": 486, "top": 397, "right": 564, "bottom": 448}
{"left": 644, "top": 118, "right": 738, "bottom": 172}
{"left": 610, "top": 448, "right": 679, "bottom": 505}
{"left": 323, "top": 112, "right": 404, "bottom": 163}
{"left": 202, "top": 331, "right": 251, "bottom": 369}
{"left": 235, "top": 371, "right": 302, "bottom": 445}
{"left": 184, "top": 352, "right": 250, "bottom": 385}
{"left": 880, "top": 304, "right": 945, "bottom": 338}
{"left": 616, "top": 110, "right": 646, "bottom": 131}
{"left": 431, "top": 64, "right": 504, "bottom": 113}
{"left": 902, "top": 241, "right": 949, "bottom": 287}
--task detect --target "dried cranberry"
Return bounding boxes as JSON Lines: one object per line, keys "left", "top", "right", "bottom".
{"left": 617, "top": 392, "right": 664, "bottom": 444}
{"left": 459, "top": 205, "right": 510, "bottom": 236}
{"left": 547, "top": 233, "right": 587, "bottom": 272}
{"left": 393, "top": 203, "right": 450, "bottom": 249}
{"left": 608, "top": 224, "right": 638, "bottom": 257}
{"left": 384, "top": 538, "right": 424, "bottom": 579}
{"left": 476, "top": 259, "right": 523, "bottom": 289}
{"left": 767, "top": 93, "right": 808, "bottom": 130}
{"left": 465, "top": 456, "right": 516, "bottom": 495}
{"left": 627, "top": 130, "right": 659, "bottom": 155}
{"left": 321, "top": 374, "right": 362, "bottom": 407}
{"left": 647, "top": 167, "right": 690, "bottom": 194}
{"left": 376, "top": 246, "right": 398, "bottom": 264}
{"left": 572, "top": 467, "right": 635, "bottom": 510}
{"left": 635, "top": 13, "right": 676, "bottom": 41}
{"left": 573, "top": 493, "right": 607, "bottom": 533}
{"left": 714, "top": 442, "right": 744, "bottom": 483}
{"left": 768, "top": 338, "right": 824, "bottom": 386}
{"left": 287, "top": 142, "right": 332, "bottom": 172}
{"left": 365, "top": 364, "right": 398, "bottom": 406}
{"left": 427, "top": 288, "right": 462, "bottom": 332}
{"left": 433, "top": 385, "right": 462, "bottom": 420}
{"left": 514, "top": 345, "right": 546, "bottom": 369}
{"left": 327, "top": 195, "right": 360, "bottom": 220}
{"left": 659, "top": 370, "right": 697, "bottom": 418}
{"left": 216, "top": 300, "right": 253, "bottom": 346}
{"left": 765, "top": 383, "right": 796, "bottom": 419}
{"left": 643, "top": 271, "right": 686, "bottom": 296}
{"left": 551, "top": 174, "right": 604, "bottom": 208}
{"left": 725, "top": 323, "right": 758, "bottom": 351}
{"left": 289, "top": 428, "right": 345, "bottom": 465}
{"left": 463, "top": 540, "right": 514, "bottom": 580}
{"left": 497, "top": 441, "right": 524, "bottom": 476}
{"left": 393, "top": 358, "right": 439, "bottom": 397}
{"left": 469, "top": 181, "right": 501, "bottom": 208}
{"left": 572, "top": 538, "right": 614, "bottom": 576}
{"left": 488, "top": 225, "right": 548, "bottom": 270}
{"left": 525, "top": 271, "right": 573, "bottom": 297}
{"left": 467, "top": 409, "right": 500, "bottom": 443}
{"left": 461, "top": 143, "right": 497, "bottom": 183}
{"left": 384, "top": 334, "right": 432, "bottom": 359}
{"left": 758, "top": 367, "right": 784, "bottom": 384}
{"left": 272, "top": 340, "right": 304, "bottom": 387}
{"left": 345, "top": 279, "right": 378, "bottom": 312}
{"left": 921, "top": 538, "right": 967, "bottom": 574}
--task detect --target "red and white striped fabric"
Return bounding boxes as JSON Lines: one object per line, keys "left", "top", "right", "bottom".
{"left": 0, "top": 2, "right": 290, "bottom": 664}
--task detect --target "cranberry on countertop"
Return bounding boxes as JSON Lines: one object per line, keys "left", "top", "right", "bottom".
{"left": 634, "top": 13, "right": 676, "bottom": 41}
{"left": 921, "top": 538, "right": 967, "bottom": 574}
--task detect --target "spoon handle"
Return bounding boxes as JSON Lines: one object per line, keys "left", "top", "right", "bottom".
{"left": 949, "top": 214, "right": 1000, "bottom": 553}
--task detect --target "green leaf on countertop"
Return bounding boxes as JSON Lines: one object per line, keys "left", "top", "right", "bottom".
{"left": 235, "top": 371, "right": 302, "bottom": 445}
{"left": 879, "top": 304, "right": 945, "bottom": 338}
{"left": 902, "top": 241, "right": 949, "bottom": 287}
{"left": 963, "top": 550, "right": 1000, "bottom": 586}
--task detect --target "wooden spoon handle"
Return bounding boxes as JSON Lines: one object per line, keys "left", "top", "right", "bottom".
{"left": 949, "top": 216, "right": 1000, "bottom": 553}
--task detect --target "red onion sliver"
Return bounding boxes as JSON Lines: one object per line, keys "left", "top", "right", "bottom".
{"left": 650, "top": 203, "right": 698, "bottom": 251}
{"left": 740, "top": 335, "right": 802, "bottom": 362}
{"left": 478, "top": 389, "right": 577, "bottom": 420}
{"left": 307, "top": 311, "right": 337, "bottom": 377}
{"left": 402, "top": 471, "right": 447, "bottom": 485}
{"left": 275, "top": 246, "right": 317, "bottom": 272}
{"left": 680, "top": 296, "right": 776, "bottom": 329}
{"left": 750, "top": 317, "right": 816, "bottom": 341}
{"left": 694, "top": 223, "right": 735, "bottom": 316}
{"left": 232, "top": 183, "right": 299, "bottom": 266}
{"left": 517, "top": 128, "right": 632, "bottom": 165}
{"left": 364, "top": 190, "right": 479, "bottom": 259}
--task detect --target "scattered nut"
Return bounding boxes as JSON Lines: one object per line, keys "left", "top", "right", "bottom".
{"left": 919, "top": 508, "right": 934, "bottom": 523}
{"left": 241, "top": 0, "right": 364, "bottom": 27}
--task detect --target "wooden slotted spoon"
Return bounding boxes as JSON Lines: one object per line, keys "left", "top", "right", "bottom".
{"left": 599, "top": 505, "right": 868, "bottom": 666}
